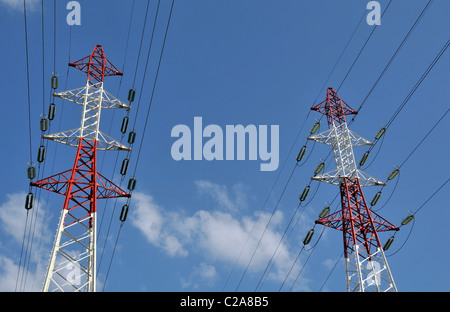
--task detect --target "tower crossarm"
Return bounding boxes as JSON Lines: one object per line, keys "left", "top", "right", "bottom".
{"left": 315, "top": 203, "right": 399, "bottom": 233}
{"left": 308, "top": 127, "right": 374, "bottom": 147}
{"left": 43, "top": 128, "right": 131, "bottom": 151}
{"left": 30, "top": 167, "right": 131, "bottom": 199}
{"left": 69, "top": 45, "right": 123, "bottom": 83}
{"left": 54, "top": 86, "right": 130, "bottom": 110}
{"left": 309, "top": 119, "right": 383, "bottom": 185}
{"left": 311, "top": 168, "right": 386, "bottom": 187}
{"left": 311, "top": 87, "right": 357, "bottom": 127}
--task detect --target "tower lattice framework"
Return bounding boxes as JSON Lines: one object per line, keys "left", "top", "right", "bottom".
{"left": 309, "top": 87, "right": 399, "bottom": 292}
{"left": 31, "top": 45, "right": 131, "bottom": 292}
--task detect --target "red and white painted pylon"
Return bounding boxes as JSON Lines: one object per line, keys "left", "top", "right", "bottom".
{"left": 31, "top": 45, "right": 131, "bottom": 292}
{"left": 309, "top": 88, "right": 399, "bottom": 292}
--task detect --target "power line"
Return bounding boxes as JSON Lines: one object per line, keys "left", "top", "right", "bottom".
{"left": 41, "top": 0, "right": 45, "bottom": 114}
{"left": 337, "top": 0, "right": 393, "bottom": 92}
{"left": 131, "top": 0, "right": 152, "bottom": 89}
{"left": 313, "top": 8, "right": 367, "bottom": 105}
{"left": 350, "top": 0, "right": 434, "bottom": 124}
{"left": 53, "top": 0, "right": 56, "bottom": 73}
{"left": 303, "top": 107, "right": 448, "bottom": 289}
{"left": 366, "top": 110, "right": 448, "bottom": 213}
{"left": 235, "top": 162, "right": 297, "bottom": 291}
{"left": 16, "top": 0, "right": 34, "bottom": 292}
{"left": 238, "top": 1, "right": 442, "bottom": 292}
{"left": 96, "top": 0, "right": 139, "bottom": 279}
{"left": 363, "top": 39, "right": 449, "bottom": 160}
{"left": 318, "top": 252, "right": 343, "bottom": 292}
{"left": 386, "top": 178, "right": 449, "bottom": 257}
{"left": 101, "top": 0, "right": 176, "bottom": 290}
{"left": 225, "top": 106, "right": 318, "bottom": 291}
{"left": 130, "top": 0, "right": 162, "bottom": 133}
{"left": 233, "top": 0, "right": 389, "bottom": 289}
{"left": 385, "top": 40, "right": 449, "bottom": 131}
{"left": 130, "top": 0, "right": 175, "bottom": 178}
{"left": 398, "top": 108, "right": 449, "bottom": 169}
{"left": 277, "top": 3, "right": 442, "bottom": 286}
{"left": 412, "top": 178, "right": 449, "bottom": 216}
{"left": 256, "top": 178, "right": 323, "bottom": 291}
{"left": 231, "top": 4, "right": 372, "bottom": 290}
{"left": 23, "top": 0, "right": 32, "bottom": 163}
{"left": 255, "top": 201, "right": 303, "bottom": 292}
{"left": 30, "top": 12, "right": 75, "bottom": 292}
{"left": 101, "top": 223, "right": 124, "bottom": 291}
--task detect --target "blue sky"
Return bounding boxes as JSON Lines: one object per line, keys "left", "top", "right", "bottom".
{"left": 0, "top": 0, "right": 449, "bottom": 292}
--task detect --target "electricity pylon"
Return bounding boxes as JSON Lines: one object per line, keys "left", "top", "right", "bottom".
{"left": 309, "top": 88, "right": 399, "bottom": 292}
{"left": 31, "top": 45, "right": 131, "bottom": 292}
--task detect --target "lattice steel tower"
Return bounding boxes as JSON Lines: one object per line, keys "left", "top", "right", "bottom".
{"left": 31, "top": 45, "right": 131, "bottom": 292}
{"left": 309, "top": 88, "right": 398, "bottom": 292}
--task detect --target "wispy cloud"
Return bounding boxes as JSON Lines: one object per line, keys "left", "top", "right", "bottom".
{"left": 0, "top": 192, "right": 51, "bottom": 245}
{"left": 130, "top": 192, "right": 188, "bottom": 258}
{"left": 0, "top": 255, "right": 20, "bottom": 292}
{"left": 0, "top": 192, "right": 52, "bottom": 291}
{"left": 129, "top": 180, "right": 312, "bottom": 290}
{"left": 195, "top": 180, "right": 248, "bottom": 212}
{"left": 180, "top": 262, "right": 218, "bottom": 289}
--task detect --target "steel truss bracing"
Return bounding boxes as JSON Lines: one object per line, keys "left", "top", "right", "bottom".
{"left": 309, "top": 88, "right": 398, "bottom": 292}
{"left": 31, "top": 45, "right": 130, "bottom": 292}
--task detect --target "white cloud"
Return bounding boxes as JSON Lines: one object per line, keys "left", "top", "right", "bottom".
{"left": 0, "top": 192, "right": 30, "bottom": 242}
{"left": 0, "top": 255, "right": 19, "bottom": 291}
{"left": 130, "top": 192, "right": 188, "bottom": 257}
{"left": 194, "top": 180, "right": 248, "bottom": 212}
{"left": 0, "top": 192, "right": 52, "bottom": 291}
{"left": 129, "top": 180, "right": 312, "bottom": 289}
{"left": 181, "top": 262, "right": 218, "bottom": 289}
{"left": 0, "top": 192, "right": 51, "bottom": 245}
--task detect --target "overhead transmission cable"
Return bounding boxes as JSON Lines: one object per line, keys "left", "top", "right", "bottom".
{"left": 254, "top": 161, "right": 327, "bottom": 292}
{"left": 23, "top": 0, "right": 33, "bottom": 165}
{"left": 298, "top": 0, "right": 400, "bottom": 182}
{"left": 98, "top": 0, "right": 136, "bottom": 172}
{"left": 337, "top": 0, "right": 393, "bottom": 92}
{"left": 360, "top": 38, "right": 449, "bottom": 168}
{"left": 315, "top": 109, "right": 449, "bottom": 289}
{"left": 98, "top": 0, "right": 158, "bottom": 273}
{"left": 24, "top": 1, "right": 72, "bottom": 291}
{"left": 310, "top": 0, "right": 399, "bottom": 169}
{"left": 19, "top": 0, "right": 64, "bottom": 291}
{"left": 97, "top": 0, "right": 140, "bottom": 238}
{"left": 349, "top": 0, "right": 434, "bottom": 125}
{"left": 363, "top": 107, "right": 448, "bottom": 214}
{"left": 376, "top": 109, "right": 450, "bottom": 252}
{"left": 287, "top": 227, "right": 327, "bottom": 292}
{"left": 129, "top": 0, "right": 174, "bottom": 178}
{"left": 293, "top": 107, "right": 449, "bottom": 290}
{"left": 399, "top": 109, "right": 448, "bottom": 169}
{"left": 97, "top": 0, "right": 137, "bottom": 246}
{"left": 96, "top": 0, "right": 142, "bottom": 281}
{"left": 313, "top": 8, "right": 367, "bottom": 105}
{"left": 16, "top": 0, "right": 34, "bottom": 292}
{"left": 229, "top": 6, "right": 372, "bottom": 290}
{"left": 20, "top": 0, "right": 50, "bottom": 291}
{"left": 101, "top": 0, "right": 175, "bottom": 291}
{"left": 236, "top": 0, "right": 392, "bottom": 290}
{"left": 318, "top": 252, "right": 343, "bottom": 292}
{"left": 274, "top": 2, "right": 438, "bottom": 291}
{"left": 314, "top": 109, "right": 447, "bottom": 289}
{"left": 385, "top": 178, "right": 449, "bottom": 257}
